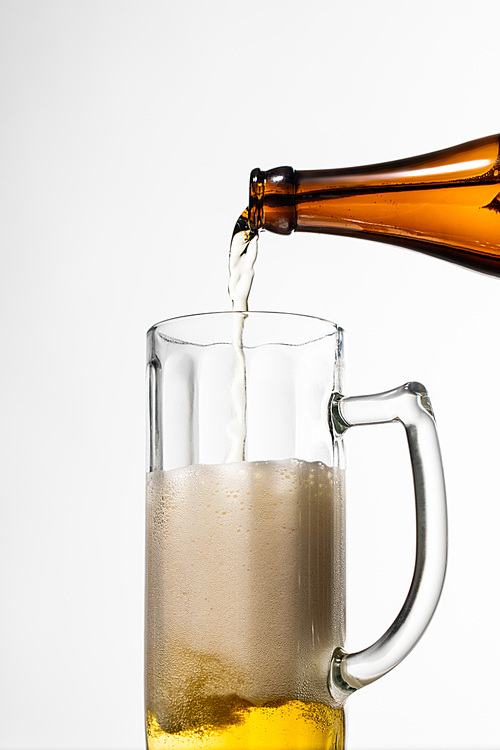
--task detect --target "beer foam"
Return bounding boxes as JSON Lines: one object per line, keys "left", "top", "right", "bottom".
{"left": 146, "top": 459, "right": 345, "bottom": 728}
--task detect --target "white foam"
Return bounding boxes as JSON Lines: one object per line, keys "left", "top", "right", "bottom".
{"left": 146, "top": 459, "right": 345, "bottom": 723}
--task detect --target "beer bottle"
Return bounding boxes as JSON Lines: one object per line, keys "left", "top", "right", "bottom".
{"left": 248, "top": 135, "right": 500, "bottom": 276}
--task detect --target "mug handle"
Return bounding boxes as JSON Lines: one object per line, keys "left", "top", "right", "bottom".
{"left": 329, "top": 381, "right": 447, "bottom": 694}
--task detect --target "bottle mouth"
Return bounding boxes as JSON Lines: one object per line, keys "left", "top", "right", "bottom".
{"left": 248, "top": 166, "right": 297, "bottom": 234}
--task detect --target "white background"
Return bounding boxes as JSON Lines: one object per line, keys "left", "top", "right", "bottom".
{"left": 1, "top": 1, "right": 499, "bottom": 748}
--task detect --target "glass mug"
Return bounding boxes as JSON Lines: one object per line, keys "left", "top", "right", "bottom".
{"left": 145, "top": 312, "right": 447, "bottom": 750}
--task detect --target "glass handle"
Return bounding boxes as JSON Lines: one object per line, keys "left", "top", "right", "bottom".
{"left": 330, "top": 382, "right": 448, "bottom": 694}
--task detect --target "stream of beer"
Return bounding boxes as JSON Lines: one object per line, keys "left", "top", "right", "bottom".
{"left": 226, "top": 209, "right": 258, "bottom": 462}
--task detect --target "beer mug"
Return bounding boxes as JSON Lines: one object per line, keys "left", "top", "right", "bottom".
{"left": 145, "top": 311, "right": 447, "bottom": 750}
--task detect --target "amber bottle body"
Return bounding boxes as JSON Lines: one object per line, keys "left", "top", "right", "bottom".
{"left": 249, "top": 135, "right": 500, "bottom": 276}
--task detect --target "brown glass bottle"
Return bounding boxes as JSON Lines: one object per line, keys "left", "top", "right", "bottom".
{"left": 248, "top": 135, "right": 500, "bottom": 276}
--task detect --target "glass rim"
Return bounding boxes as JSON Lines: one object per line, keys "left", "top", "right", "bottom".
{"left": 147, "top": 310, "right": 343, "bottom": 338}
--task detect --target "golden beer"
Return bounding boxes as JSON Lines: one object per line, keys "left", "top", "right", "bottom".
{"left": 146, "top": 698, "right": 344, "bottom": 750}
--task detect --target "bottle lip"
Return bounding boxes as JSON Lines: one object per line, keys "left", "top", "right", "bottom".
{"left": 249, "top": 166, "right": 297, "bottom": 234}
{"left": 249, "top": 168, "right": 263, "bottom": 230}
